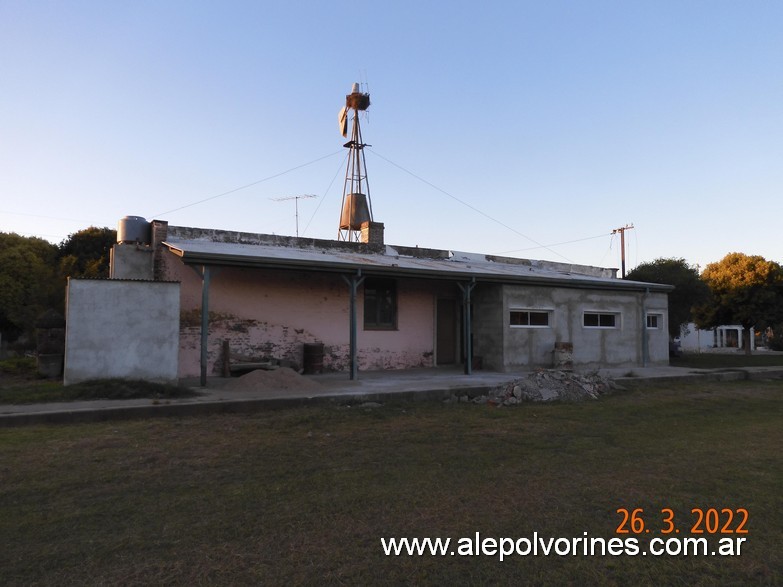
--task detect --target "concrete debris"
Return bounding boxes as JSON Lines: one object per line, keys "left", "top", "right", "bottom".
{"left": 446, "top": 370, "right": 616, "bottom": 406}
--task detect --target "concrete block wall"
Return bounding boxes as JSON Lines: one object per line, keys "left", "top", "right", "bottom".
{"left": 110, "top": 244, "right": 154, "bottom": 280}
{"left": 471, "top": 284, "right": 505, "bottom": 371}
{"left": 475, "top": 284, "right": 670, "bottom": 371}
{"left": 64, "top": 279, "right": 180, "bottom": 385}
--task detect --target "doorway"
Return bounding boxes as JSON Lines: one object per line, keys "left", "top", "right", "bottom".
{"left": 436, "top": 298, "right": 457, "bottom": 365}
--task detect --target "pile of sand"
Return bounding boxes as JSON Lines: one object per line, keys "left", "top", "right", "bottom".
{"left": 222, "top": 367, "right": 322, "bottom": 393}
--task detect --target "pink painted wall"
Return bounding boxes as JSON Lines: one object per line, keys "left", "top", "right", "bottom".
{"left": 162, "top": 250, "right": 451, "bottom": 377}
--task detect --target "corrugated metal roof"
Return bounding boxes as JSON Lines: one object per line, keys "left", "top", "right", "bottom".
{"left": 162, "top": 238, "right": 673, "bottom": 293}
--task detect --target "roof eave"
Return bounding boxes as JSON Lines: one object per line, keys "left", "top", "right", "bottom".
{"left": 164, "top": 245, "right": 674, "bottom": 293}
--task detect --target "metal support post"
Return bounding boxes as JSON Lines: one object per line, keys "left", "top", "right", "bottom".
{"left": 342, "top": 270, "right": 365, "bottom": 380}
{"left": 200, "top": 265, "right": 211, "bottom": 387}
{"left": 641, "top": 287, "right": 650, "bottom": 367}
{"left": 457, "top": 279, "right": 476, "bottom": 375}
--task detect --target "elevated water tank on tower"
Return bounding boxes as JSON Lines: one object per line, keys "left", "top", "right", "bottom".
{"left": 339, "top": 193, "right": 371, "bottom": 231}
{"left": 117, "top": 216, "right": 152, "bottom": 245}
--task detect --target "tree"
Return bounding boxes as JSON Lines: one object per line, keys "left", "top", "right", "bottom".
{"left": 0, "top": 233, "right": 61, "bottom": 344}
{"left": 626, "top": 258, "right": 709, "bottom": 339}
{"left": 0, "top": 227, "right": 117, "bottom": 347}
{"left": 58, "top": 227, "right": 116, "bottom": 279}
{"left": 694, "top": 253, "right": 783, "bottom": 355}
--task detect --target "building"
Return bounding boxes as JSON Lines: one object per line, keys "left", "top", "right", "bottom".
{"left": 102, "top": 217, "right": 673, "bottom": 384}
{"left": 678, "top": 322, "right": 758, "bottom": 352}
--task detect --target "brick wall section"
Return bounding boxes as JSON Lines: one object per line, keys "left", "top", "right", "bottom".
{"left": 151, "top": 220, "right": 169, "bottom": 281}
{"left": 166, "top": 225, "right": 386, "bottom": 255}
{"left": 360, "top": 221, "right": 385, "bottom": 245}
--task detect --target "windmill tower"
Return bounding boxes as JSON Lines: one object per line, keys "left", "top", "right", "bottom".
{"left": 337, "top": 83, "right": 377, "bottom": 242}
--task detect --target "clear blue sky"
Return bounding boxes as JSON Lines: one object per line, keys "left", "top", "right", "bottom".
{"left": 2, "top": 1, "right": 781, "bottom": 271}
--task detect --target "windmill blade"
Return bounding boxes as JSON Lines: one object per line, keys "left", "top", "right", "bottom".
{"left": 338, "top": 106, "right": 348, "bottom": 137}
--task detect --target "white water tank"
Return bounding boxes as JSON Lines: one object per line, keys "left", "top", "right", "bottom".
{"left": 117, "top": 216, "right": 151, "bottom": 244}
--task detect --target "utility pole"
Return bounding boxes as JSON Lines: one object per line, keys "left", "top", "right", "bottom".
{"left": 270, "top": 194, "right": 317, "bottom": 237}
{"left": 612, "top": 223, "right": 634, "bottom": 278}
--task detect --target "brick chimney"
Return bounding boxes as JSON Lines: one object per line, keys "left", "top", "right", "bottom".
{"left": 360, "top": 221, "right": 384, "bottom": 245}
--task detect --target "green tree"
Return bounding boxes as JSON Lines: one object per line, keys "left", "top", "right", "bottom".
{"left": 0, "top": 227, "right": 117, "bottom": 346}
{"left": 58, "top": 226, "right": 116, "bottom": 278}
{"left": 0, "top": 233, "right": 61, "bottom": 344}
{"left": 694, "top": 253, "right": 783, "bottom": 355}
{"left": 626, "top": 258, "right": 709, "bottom": 339}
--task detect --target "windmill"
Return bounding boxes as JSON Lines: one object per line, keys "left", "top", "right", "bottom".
{"left": 337, "top": 83, "right": 374, "bottom": 242}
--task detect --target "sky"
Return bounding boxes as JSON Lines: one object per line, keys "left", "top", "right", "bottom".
{"left": 1, "top": 0, "right": 781, "bottom": 272}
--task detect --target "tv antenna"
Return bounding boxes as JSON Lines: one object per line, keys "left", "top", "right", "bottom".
{"left": 270, "top": 194, "right": 317, "bottom": 237}
{"left": 337, "top": 82, "right": 373, "bottom": 241}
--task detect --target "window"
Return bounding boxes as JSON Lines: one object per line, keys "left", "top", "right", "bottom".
{"left": 646, "top": 313, "right": 662, "bottom": 329}
{"left": 583, "top": 312, "right": 618, "bottom": 328}
{"left": 364, "top": 278, "right": 397, "bottom": 329}
{"left": 510, "top": 310, "right": 550, "bottom": 327}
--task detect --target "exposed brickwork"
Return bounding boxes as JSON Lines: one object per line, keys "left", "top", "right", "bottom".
{"left": 151, "top": 220, "right": 169, "bottom": 281}
{"left": 360, "top": 221, "right": 384, "bottom": 245}
{"left": 166, "top": 225, "right": 386, "bottom": 255}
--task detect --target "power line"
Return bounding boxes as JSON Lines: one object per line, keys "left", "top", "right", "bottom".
{"left": 149, "top": 150, "right": 343, "bottom": 218}
{"left": 2, "top": 230, "right": 70, "bottom": 241}
{"left": 496, "top": 232, "right": 610, "bottom": 255}
{"left": 597, "top": 235, "right": 615, "bottom": 268}
{"left": 367, "top": 149, "right": 573, "bottom": 263}
{"left": 301, "top": 151, "right": 349, "bottom": 237}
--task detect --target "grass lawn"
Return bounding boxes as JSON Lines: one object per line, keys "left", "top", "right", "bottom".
{"left": 671, "top": 351, "right": 783, "bottom": 370}
{"left": 1, "top": 378, "right": 781, "bottom": 585}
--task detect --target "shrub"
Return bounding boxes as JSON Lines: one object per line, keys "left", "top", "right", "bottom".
{"left": 0, "top": 356, "right": 37, "bottom": 375}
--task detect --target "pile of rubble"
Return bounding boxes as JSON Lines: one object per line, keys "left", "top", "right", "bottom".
{"left": 448, "top": 370, "right": 617, "bottom": 406}
{"left": 223, "top": 367, "right": 322, "bottom": 392}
